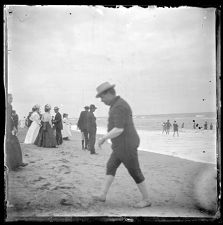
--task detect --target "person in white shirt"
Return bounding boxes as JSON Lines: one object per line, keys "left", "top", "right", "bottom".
{"left": 62, "top": 113, "right": 72, "bottom": 140}
{"left": 24, "top": 105, "right": 41, "bottom": 144}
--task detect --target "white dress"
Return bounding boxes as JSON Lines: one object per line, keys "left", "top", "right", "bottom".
{"left": 19, "top": 119, "right": 25, "bottom": 128}
{"left": 24, "top": 112, "right": 41, "bottom": 144}
{"left": 62, "top": 118, "right": 72, "bottom": 138}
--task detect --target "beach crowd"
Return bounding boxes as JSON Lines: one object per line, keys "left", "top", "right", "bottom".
{"left": 162, "top": 119, "right": 213, "bottom": 137}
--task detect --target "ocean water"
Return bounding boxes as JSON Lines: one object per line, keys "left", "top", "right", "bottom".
{"left": 70, "top": 112, "right": 217, "bottom": 164}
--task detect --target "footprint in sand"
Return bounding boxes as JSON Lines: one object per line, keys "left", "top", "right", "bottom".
{"left": 59, "top": 159, "right": 70, "bottom": 163}
{"left": 32, "top": 176, "right": 46, "bottom": 182}
{"left": 39, "top": 182, "right": 51, "bottom": 190}
{"left": 51, "top": 185, "right": 73, "bottom": 190}
{"left": 60, "top": 198, "right": 73, "bottom": 206}
{"left": 55, "top": 164, "right": 71, "bottom": 174}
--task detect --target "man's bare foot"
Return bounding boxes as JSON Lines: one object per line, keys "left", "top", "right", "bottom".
{"left": 134, "top": 199, "right": 152, "bottom": 208}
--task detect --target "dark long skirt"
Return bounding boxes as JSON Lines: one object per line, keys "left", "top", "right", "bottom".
{"left": 34, "top": 122, "right": 57, "bottom": 147}
{"left": 5, "top": 135, "right": 23, "bottom": 171}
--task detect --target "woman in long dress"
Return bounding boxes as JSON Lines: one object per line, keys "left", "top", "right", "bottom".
{"left": 24, "top": 105, "right": 41, "bottom": 144}
{"left": 5, "top": 93, "right": 28, "bottom": 171}
{"left": 34, "top": 104, "right": 57, "bottom": 148}
{"left": 62, "top": 113, "right": 72, "bottom": 140}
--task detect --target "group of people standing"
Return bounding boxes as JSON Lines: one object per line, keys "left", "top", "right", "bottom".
{"left": 162, "top": 119, "right": 214, "bottom": 136}
{"left": 193, "top": 120, "right": 213, "bottom": 130}
{"left": 162, "top": 120, "right": 179, "bottom": 136}
{"left": 24, "top": 105, "right": 71, "bottom": 148}
{"left": 77, "top": 104, "right": 97, "bottom": 154}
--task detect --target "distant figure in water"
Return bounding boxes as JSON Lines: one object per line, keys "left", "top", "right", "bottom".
{"left": 162, "top": 122, "right": 166, "bottom": 134}
{"left": 181, "top": 122, "right": 184, "bottom": 129}
{"left": 165, "top": 120, "right": 172, "bottom": 134}
{"left": 173, "top": 121, "right": 179, "bottom": 137}
{"left": 210, "top": 123, "right": 213, "bottom": 130}
{"left": 204, "top": 121, "right": 208, "bottom": 130}
{"left": 193, "top": 120, "right": 196, "bottom": 129}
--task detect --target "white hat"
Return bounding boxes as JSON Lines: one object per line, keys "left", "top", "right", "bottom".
{"left": 96, "top": 82, "right": 115, "bottom": 98}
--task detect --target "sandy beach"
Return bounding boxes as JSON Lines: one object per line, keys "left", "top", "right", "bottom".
{"left": 5, "top": 127, "right": 218, "bottom": 221}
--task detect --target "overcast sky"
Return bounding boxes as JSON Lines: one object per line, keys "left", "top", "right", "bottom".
{"left": 6, "top": 5, "right": 216, "bottom": 118}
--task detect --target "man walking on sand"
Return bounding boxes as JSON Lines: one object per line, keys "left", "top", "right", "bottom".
{"left": 93, "top": 82, "right": 151, "bottom": 208}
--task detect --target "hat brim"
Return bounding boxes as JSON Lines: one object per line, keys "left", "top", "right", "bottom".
{"left": 96, "top": 84, "right": 115, "bottom": 98}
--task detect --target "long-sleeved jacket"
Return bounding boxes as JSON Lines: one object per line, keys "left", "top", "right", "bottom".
{"left": 87, "top": 111, "right": 96, "bottom": 133}
{"left": 53, "top": 112, "right": 63, "bottom": 130}
{"left": 77, "top": 111, "right": 89, "bottom": 131}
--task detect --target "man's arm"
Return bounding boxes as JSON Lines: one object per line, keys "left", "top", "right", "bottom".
{"left": 98, "top": 127, "right": 124, "bottom": 148}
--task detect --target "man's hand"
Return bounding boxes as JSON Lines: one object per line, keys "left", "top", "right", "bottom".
{"left": 98, "top": 137, "right": 106, "bottom": 149}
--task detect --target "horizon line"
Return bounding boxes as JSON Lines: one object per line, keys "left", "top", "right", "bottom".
{"left": 68, "top": 111, "right": 216, "bottom": 119}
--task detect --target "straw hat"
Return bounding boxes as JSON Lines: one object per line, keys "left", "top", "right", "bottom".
{"left": 54, "top": 106, "right": 59, "bottom": 110}
{"left": 84, "top": 106, "right": 90, "bottom": 109}
{"left": 96, "top": 82, "right": 115, "bottom": 98}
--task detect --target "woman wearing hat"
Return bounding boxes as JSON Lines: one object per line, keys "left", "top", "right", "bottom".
{"left": 34, "top": 104, "right": 57, "bottom": 147}
{"left": 24, "top": 104, "right": 42, "bottom": 144}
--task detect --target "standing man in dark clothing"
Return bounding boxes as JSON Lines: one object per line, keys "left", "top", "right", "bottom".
{"left": 53, "top": 106, "right": 63, "bottom": 145}
{"left": 87, "top": 104, "right": 97, "bottom": 154}
{"left": 77, "top": 106, "right": 90, "bottom": 150}
{"left": 94, "top": 82, "right": 151, "bottom": 208}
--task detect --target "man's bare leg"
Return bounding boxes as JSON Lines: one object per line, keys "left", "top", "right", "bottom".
{"left": 93, "top": 175, "right": 115, "bottom": 201}
{"left": 135, "top": 180, "right": 152, "bottom": 208}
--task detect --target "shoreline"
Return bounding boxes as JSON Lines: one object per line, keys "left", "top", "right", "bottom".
{"left": 71, "top": 126, "right": 217, "bottom": 165}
